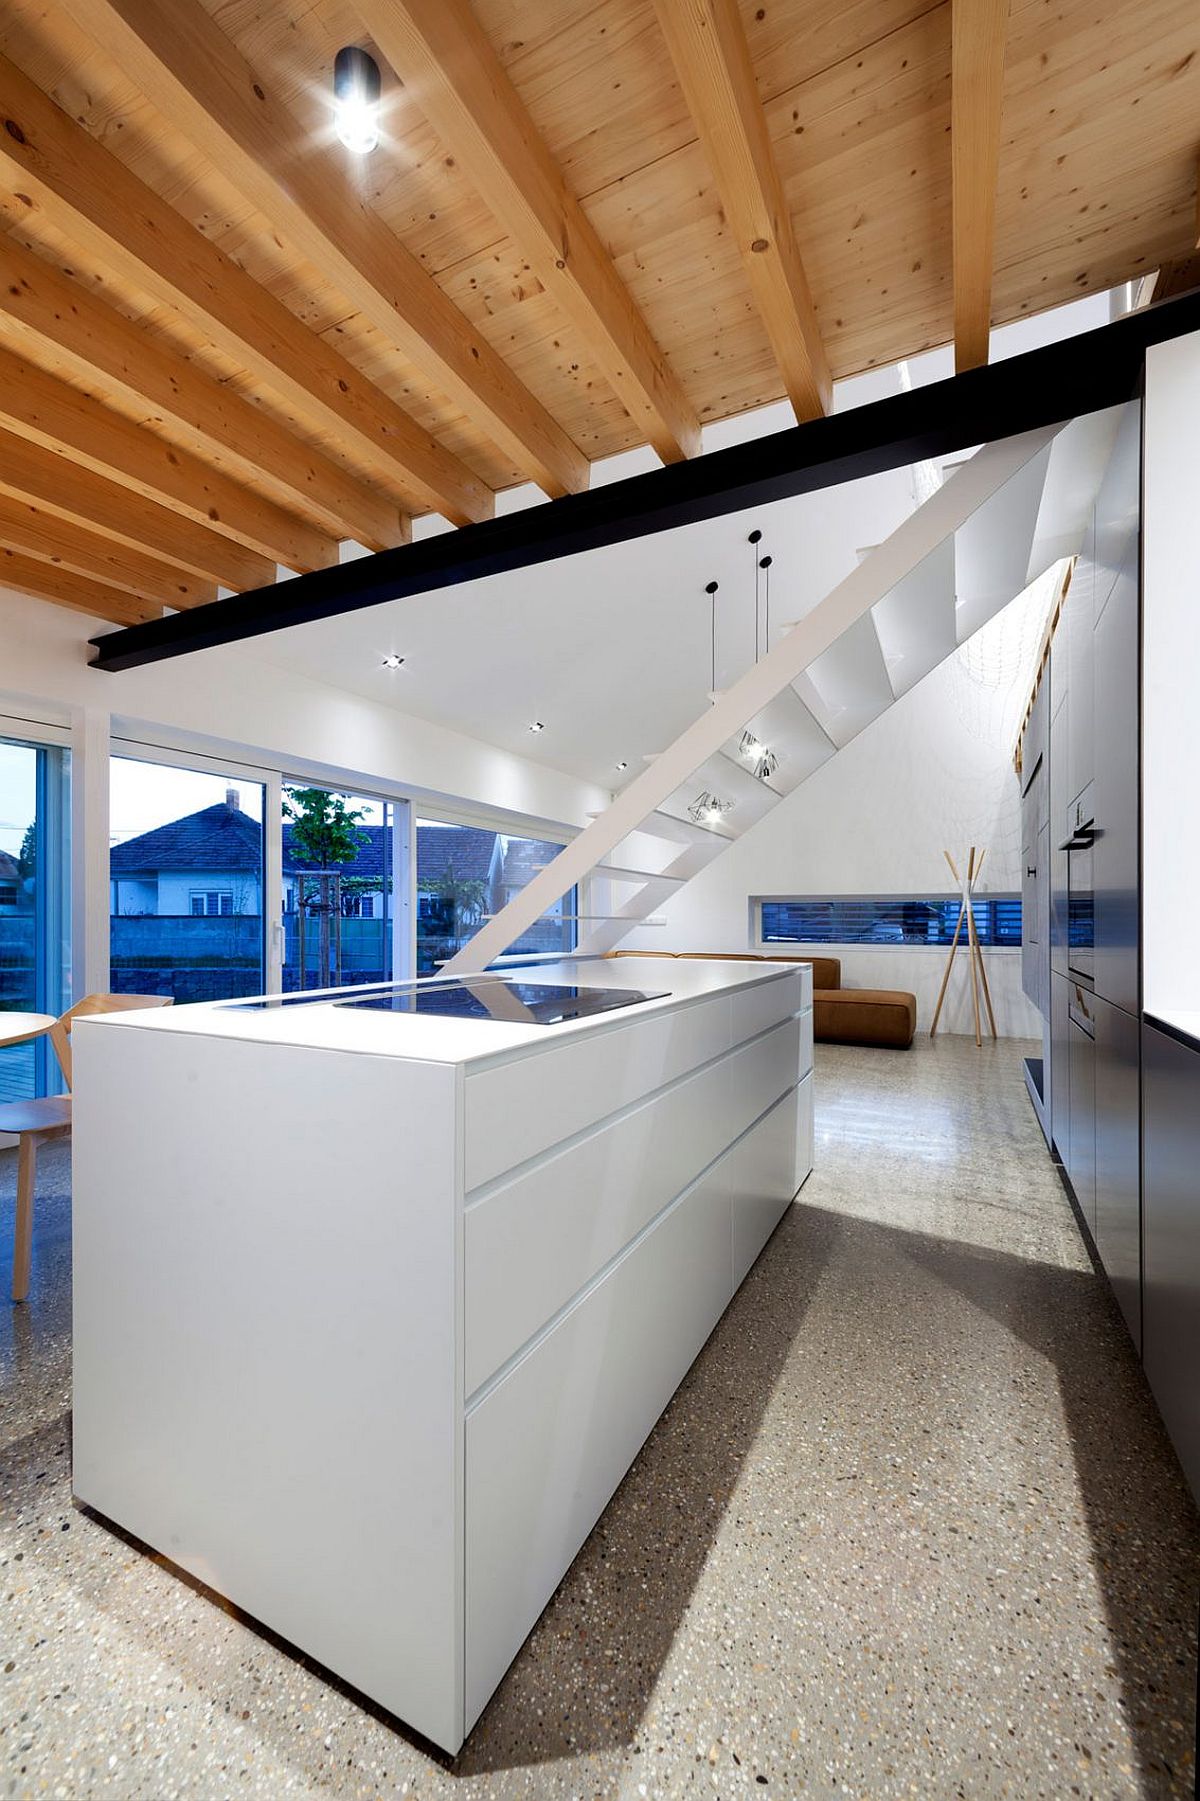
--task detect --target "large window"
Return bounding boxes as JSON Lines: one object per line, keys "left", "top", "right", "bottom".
{"left": 0, "top": 732, "right": 69, "bottom": 1099}
{"left": 758, "top": 895, "right": 1022, "bottom": 948}
{"left": 110, "top": 757, "right": 265, "bottom": 1003}
{"left": 416, "top": 820, "right": 576, "bottom": 974}
{"left": 282, "top": 785, "right": 406, "bottom": 991}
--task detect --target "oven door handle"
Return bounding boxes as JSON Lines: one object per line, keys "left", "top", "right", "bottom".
{"left": 1059, "top": 827, "right": 1097, "bottom": 852}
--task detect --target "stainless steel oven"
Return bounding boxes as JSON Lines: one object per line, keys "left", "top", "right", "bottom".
{"left": 1061, "top": 782, "right": 1095, "bottom": 986}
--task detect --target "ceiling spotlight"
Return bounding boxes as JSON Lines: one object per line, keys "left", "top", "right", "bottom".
{"left": 687, "top": 790, "right": 735, "bottom": 827}
{"left": 381, "top": 652, "right": 404, "bottom": 669}
{"left": 334, "top": 46, "right": 381, "bottom": 154}
{"left": 528, "top": 721, "right": 545, "bottom": 733}
{"left": 615, "top": 760, "right": 628, "bottom": 771}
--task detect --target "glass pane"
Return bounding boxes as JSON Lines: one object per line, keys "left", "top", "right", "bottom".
{"left": 110, "top": 758, "right": 265, "bottom": 1003}
{"left": 759, "top": 895, "right": 1022, "bottom": 948}
{"left": 0, "top": 735, "right": 70, "bottom": 1100}
{"left": 416, "top": 819, "right": 576, "bottom": 974}
{"left": 282, "top": 786, "right": 397, "bottom": 991}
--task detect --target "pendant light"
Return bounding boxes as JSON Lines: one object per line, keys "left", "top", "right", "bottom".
{"left": 689, "top": 579, "right": 733, "bottom": 827}
{"left": 738, "top": 533, "right": 778, "bottom": 782}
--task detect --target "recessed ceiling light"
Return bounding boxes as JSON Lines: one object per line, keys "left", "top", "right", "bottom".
{"left": 615, "top": 760, "right": 628, "bottom": 771}
{"left": 528, "top": 721, "right": 545, "bottom": 733}
{"left": 381, "top": 653, "right": 404, "bottom": 668}
{"left": 334, "top": 46, "right": 381, "bottom": 154}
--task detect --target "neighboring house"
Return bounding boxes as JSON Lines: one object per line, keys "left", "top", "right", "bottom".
{"left": 110, "top": 791, "right": 506, "bottom": 921}
{"left": 110, "top": 792, "right": 264, "bottom": 918}
{"left": 0, "top": 849, "right": 22, "bottom": 915}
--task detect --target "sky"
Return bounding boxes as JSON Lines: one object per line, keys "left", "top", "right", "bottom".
{"left": 0, "top": 740, "right": 394, "bottom": 859}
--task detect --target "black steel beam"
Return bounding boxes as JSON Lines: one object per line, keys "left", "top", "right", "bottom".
{"left": 90, "top": 289, "right": 1200, "bottom": 672}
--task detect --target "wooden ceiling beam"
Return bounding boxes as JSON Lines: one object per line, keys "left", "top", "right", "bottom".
{"left": 0, "top": 425, "right": 275, "bottom": 591}
{"left": 0, "top": 490, "right": 215, "bottom": 608}
{"left": 0, "top": 235, "right": 408, "bottom": 554}
{"left": 0, "top": 545, "right": 161, "bottom": 626}
{"left": 0, "top": 339, "right": 337, "bottom": 572}
{"left": 55, "top": 0, "right": 587, "bottom": 498}
{"left": 951, "top": 0, "right": 1012, "bottom": 373}
{"left": 650, "top": 0, "right": 831, "bottom": 422}
{"left": 0, "top": 53, "right": 491, "bottom": 528}
{"left": 356, "top": 0, "right": 701, "bottom": 464}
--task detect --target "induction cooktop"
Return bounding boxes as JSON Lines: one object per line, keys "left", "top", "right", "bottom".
{"left": 229, "top": 977, "right": 668, "bottom": 1026}
{"left": 337, "top": 979, "right": 667, "bottom": 1025}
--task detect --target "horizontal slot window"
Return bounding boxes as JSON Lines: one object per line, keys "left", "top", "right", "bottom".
{"left": 758, "top": 895, "right": 1022, "bottom": 948}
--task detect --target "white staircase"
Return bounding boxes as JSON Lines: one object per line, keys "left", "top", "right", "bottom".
{"left": 443, "top": 409, "right": 1121, "bottom": 975}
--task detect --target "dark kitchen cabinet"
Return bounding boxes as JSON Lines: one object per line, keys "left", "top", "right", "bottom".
{"left": 1142, "top": 1021, "right": 1200, "bottom": 1506}
{"left": 1050, "top": 971, "right": 1071, "bottom": 1164}
{"left": 1068, "top": 998, "right": 1096, "bottom": 1234}
{"left": 1092, "top": 993, "right": 1141, "bottom": 1350}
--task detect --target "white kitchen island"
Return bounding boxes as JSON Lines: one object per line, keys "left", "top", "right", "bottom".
{"left": 71, "top": 955, "right": 813, "bottom": 1754}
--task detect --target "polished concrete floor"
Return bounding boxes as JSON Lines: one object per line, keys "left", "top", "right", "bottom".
{"left": 2, "top": 1035, "right": 1197, "bottom": 1799}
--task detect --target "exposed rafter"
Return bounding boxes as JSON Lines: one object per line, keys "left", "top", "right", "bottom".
{"left": 0, "top": 545, "right": 160, "bottom": 626}
{"left": 650, "top": 0, "right": 830, "bottom": 422}
{"left": 0, "top": 52, "right": 492, "bottom": 529}
{"left": 951, "top": 0, "right": 1012, "bottom": 372}
{"left": 356, "top": 0, "right": 701, "bottom": 465}
{"left": 55, "top": 0, "right": 588, "bottom": 498}
{"left": 0, "top": 426, "right": 276, "bottom": 592}
{"left": 0, "top": 340, "right": 337, "bottom": 572}
{"left": 0, "top": 236, "right": 409, "bottom": 553}
{"left": 0, "top": 490, "right": 215, "bottom": 608}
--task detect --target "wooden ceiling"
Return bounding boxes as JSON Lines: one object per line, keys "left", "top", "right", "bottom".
{"left": 0, "top": 0, "right": 1196, "bottom": 631}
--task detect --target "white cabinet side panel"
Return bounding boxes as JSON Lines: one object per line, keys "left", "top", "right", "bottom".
{"left": 71, "top": 1025, "right": 463, "bottom": 1752}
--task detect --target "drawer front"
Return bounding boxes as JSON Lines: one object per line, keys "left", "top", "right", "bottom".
{"left": 465, "top": 1019, "right": 801, "bottom": 1393}
{"left": 464, "top": 1163, "right": 733, "bottom": 1729}
{"left": 730, "top": 969, "right": 805, "bottom": 1042}
{"left": 731, "top": 1073, "right": 813, "bottom": 1288}
{"left": 464, "top": 994, "right": 732, "bottom": 1190}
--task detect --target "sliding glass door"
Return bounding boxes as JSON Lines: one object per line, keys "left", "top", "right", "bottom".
{"left": 282, "top": 786, "right": 409, "bottom": 990}
{"left": 110, "top": 756, "right": 265, "bottom": 1002}
{"left": 415, "top": 819, "right": 575, "bottom": 974}
{"left": 0, "top": 732, "right": 69, "bottom": 1099}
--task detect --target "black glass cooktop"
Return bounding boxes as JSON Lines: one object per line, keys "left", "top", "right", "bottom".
{"left": 230, "top": 978, "right": 667, "bottom": 1026}
{"left": 337, "top": 980, "right": 667, "bottom": 1025}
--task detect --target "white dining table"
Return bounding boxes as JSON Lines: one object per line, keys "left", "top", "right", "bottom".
{"left": 0, "top": 1012, "right": 57, "bottom": 1048}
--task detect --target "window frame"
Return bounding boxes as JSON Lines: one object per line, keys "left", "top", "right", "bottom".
{"left": 0, "top": 716, "right": 71, "bottom": 1096}
{"left": 752, "top": 892, "right": 1024, "bottom": 952}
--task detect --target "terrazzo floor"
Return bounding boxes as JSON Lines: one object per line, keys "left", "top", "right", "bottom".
{"left": 2, "top": 1035, "right": 1198, "bottom": 1800}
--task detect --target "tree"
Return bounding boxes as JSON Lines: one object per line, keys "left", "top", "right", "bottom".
{"left": 283, "top": 788, "right": 370, "bottom": 986}
{"left": 282, "top": 787, "right": 369, "bottom": 870}
{"left": 17, "top": 820, "right": 35, "bottom": 882}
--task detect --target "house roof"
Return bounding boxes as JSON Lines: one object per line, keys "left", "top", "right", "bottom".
{"left": 0, "top": 849, "right": 20, "bottom": 882}
{"left": 110, "top": 801, "right": 263, "bottom": 874}
{"left": 501, "top": 837, "right": 560, "bottom": 888}
{"left": 415, "top": 826, "right": 496, "bottom": 887}
{"left": 110, "top": 801, "right": 498, "bottom": 890}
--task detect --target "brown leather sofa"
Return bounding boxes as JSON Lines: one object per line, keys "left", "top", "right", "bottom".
{"left": 610, "top": 950, "right": 917, "bottom": 1049}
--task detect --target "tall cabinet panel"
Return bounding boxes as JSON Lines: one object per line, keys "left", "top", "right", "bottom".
{"left": 1142, "top": 1022, "right": 1200, "bottom": 1506}
{"left": 1093, "top": 994, "right": 1141, "bottom": 1349}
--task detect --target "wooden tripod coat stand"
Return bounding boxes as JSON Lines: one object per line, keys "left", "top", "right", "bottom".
{"left": 929, "top": 848, "right": 997, "bottom": 1046}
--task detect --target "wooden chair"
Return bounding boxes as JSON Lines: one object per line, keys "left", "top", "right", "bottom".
{"left": 0, "top": 993, "right": 172, "bottom": 1302}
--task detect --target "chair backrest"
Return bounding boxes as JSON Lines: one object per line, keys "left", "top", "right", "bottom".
{"left": 50, "top": 993, "right": 173, "bottom": 1090}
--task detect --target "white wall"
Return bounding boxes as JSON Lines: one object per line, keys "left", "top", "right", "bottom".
{"left": 623, "top": 583, "right": 1050, "bottom": 1038}
{"left": 0, "top": 588, "right": 607, "bottom": 834}
{"left": 1143, "top": 331, "right": 1200, "bottom": 1019}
